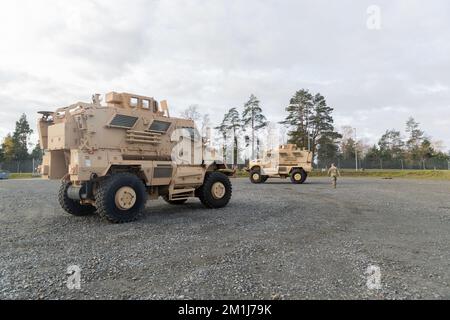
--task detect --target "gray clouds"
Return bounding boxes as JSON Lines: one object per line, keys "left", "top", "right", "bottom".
{"left": 0, "top": 0, "right": 449, "bottom": 148}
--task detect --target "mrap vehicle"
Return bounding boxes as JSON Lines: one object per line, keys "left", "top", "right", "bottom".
{"left": 246, "top": 144, "right": 313, "bottom": 184}
{"left": 38, "top": 92, "right": 233, "bottom": 223}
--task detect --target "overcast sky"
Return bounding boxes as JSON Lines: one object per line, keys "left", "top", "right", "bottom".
{"left": 0, "top": 0, "right": 449, "bottom": 149}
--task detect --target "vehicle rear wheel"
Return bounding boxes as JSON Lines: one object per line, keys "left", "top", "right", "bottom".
{"left": 197, "top": 172, "right": 232, "bottom": 208}
{"left": 290, "top": 169, "right": 307, "bottom": 184}
{"left": 58, "top": 181, "right": 96, "bottom": 216}
{"left": 95, "top": 173, "right": 147, "bottom": 223}
{"left": 163, "top": 195, "right": 188, "bottom": 205}
{"left": 249, "top": 169, "right": 263, "bottom": 184}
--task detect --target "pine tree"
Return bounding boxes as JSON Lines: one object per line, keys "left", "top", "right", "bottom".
{"left": 309, "top": 93, "right": 338, "bottom": 159}
{"left": 378, "top": 130, "right": 404, "bottom": 160}
{"left": 280, "top": 89, "right": 313, "bottom": 150}
{"left": 281, "top": 89, "right": 339, "bottom": 161}
{"left": 215, "top": 108, "right": 241, "bottom": 164}
{"left": 241, "top": 94, "right": 267, "bottom": 159}
{"left": 317, "top": 132, "right": 342, "bottom": 167}
{"left": 418, "top": 138, "right": 435, "bottom": 169}
{"left": 215, "top": 117, "right": 229, "bottom": 160}
{"left": 31, "top": 142, "right": 43, "bottom": 160}
{"left": 365, "top": 145, "right": 381, "bottom": 162}
{"left": 405, "top": 117, "right": 424, "bottom": 160}
{"left": 224, "top": 108, "right": 241, "bottom": 166}
{"left": 12, "top": 114, "right": 33, "bottom": 161}
{"left": 0, "top": 145, "right": 4, "bottom": 163}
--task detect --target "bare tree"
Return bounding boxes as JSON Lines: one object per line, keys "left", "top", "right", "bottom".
{"left": 180, "top": 105, "right": 201, "bottom": 124}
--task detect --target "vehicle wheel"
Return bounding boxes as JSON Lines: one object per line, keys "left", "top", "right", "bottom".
{"left": 249, "top": 169, "right": 263, "bottom": 184}
{"left": 197, "top": 172, "right": 232, "bottom": 208}
{"left": 290, "top": 169, "right": 307, "bottom": 184}
{"left": 95, "top": 173, "right": 147, "bottom": 223}
{"left": 163, "top": 195, "right": 188, "bottom": 205}
{"left": 58, "top": 181, "right": 96, "bottom": 216}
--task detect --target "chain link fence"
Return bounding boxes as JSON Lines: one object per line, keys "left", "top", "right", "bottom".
{"left": 318, "top": 158, "right": 450, "bottom": 170}
{"left": 2, "top": 157, "right": 448, "bottom": 173}
{"left": 0, "top": 159, "right": 42, "bottom": 173}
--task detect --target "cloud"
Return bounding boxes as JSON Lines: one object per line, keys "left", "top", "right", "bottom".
{"left": 0, "top": 0, "right": 450, "bottom": 150}
{"left": 411, "top": 83, "right": 449, "bottom": 95}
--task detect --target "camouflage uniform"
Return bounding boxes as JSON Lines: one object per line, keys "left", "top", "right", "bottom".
{"left": 328, "top": 165, "right": 340, "bottom": 188}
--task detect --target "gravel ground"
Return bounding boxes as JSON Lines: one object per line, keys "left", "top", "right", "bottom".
{"left": 0, "top": 177, "right": 449, "bottom": 300}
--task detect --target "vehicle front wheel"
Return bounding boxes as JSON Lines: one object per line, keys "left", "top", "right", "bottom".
{"left": 249, "top": 169, "right": 263, "bottom": 184}
{"left": 95, "top": 173, "right": 147, "bottom": 223}
{"left": 58, "top": 181, "right": 96, "bottom": 216}
{"left": 197, "top": 172, "right": 232, "bottom": 208}
{"left": 290, "top": 169, "right": 307, "bottom": 184}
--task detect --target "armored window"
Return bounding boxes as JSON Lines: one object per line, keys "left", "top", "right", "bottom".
{"left": 148, "top": 120, "right": 171, "bottom": 133}
{"left": 142, "top": 100, "right": 150, "bottom": 109}
{"left": 154, "top": 165, "right": 173, "bottom": 178}
{"left": 130, "top": 97, "right": 139, "bottom": 107}
{"left": 109, "top": 114, "right": 139, "bottom": 129}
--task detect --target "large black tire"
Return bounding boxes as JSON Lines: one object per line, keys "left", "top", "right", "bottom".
{"left": 249, "top": 169, "right": 263, "bottom": 184}
{"left": 290, "top": 169, "right": 307, "bottom": 184}
{"left": 197, "top": 172, "right": 232, "bottom": 208}
{"left": 95, "top": 173, "right": 147, "bottom": 223}
{"left": 58, "top": 181, "right": 96, "bottom": 216}
{"left": 163, "top": 195, "right": 188, "bottom": 205}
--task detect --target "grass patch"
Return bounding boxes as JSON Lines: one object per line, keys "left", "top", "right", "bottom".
{"left": 311, "top": 169, "right": 450, "bottom": 180}
{"left": 8, "top": 173, "right": 41, "bottom": 179}
{"left": 7, "top": 170, "right": 450, "bottom": 180}
{"left": 235, "top": 170, "right": 250, "bottom": 178}
{"left": 234, "top": 169, "right": 450, "bottom": 180}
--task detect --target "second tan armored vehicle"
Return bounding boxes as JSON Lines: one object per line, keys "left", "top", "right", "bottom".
{"left": 246, "top": 144, "right": 313, "bottom": 184}
{"left": 38, "top": 92, "right": 233, "bottom": 223}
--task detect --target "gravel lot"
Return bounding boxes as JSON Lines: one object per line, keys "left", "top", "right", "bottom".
{"left": 0, "top": 177, "right": 449, "bottom": 300}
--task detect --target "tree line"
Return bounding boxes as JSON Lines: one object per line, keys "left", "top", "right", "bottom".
{"left": 181, "top": 89, "right": 449, "bottom": 169}
{"left": 2, "top": 93, "right": 448, "bottom": 171}
{"left": 347, "top": 117, "right": 450, "bottom": 169}
{"left": 184, "top": 89, "right": 342, "bottom": 166}
{"left": 0, "top": 114, "right": 42, "bottom": 165}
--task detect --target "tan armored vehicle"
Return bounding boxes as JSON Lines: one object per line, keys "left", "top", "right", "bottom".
{"left": 38, "top": 92, "right": 233, "bottom": 223}
{"left": 246, "top": 144, "right": 313, "bottom": 184}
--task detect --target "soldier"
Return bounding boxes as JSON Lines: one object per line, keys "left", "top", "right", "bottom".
{"left": 328, "top": 163, "right": 341, "bottom": 188}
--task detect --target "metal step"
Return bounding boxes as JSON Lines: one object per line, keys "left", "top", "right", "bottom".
{"left": 170, "top": 188, "right": 195, "bottom": 200}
